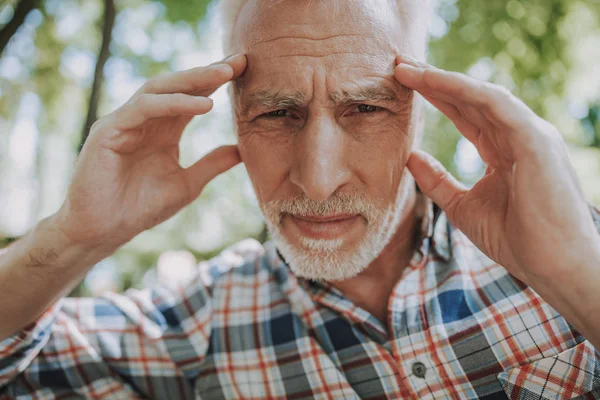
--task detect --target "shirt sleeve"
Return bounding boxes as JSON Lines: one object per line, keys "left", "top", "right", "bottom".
{"left": 0, "top": 268, "right": 213, "bottom": 399}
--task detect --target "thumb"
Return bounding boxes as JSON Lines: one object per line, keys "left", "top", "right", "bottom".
{"left": 184, "top": 145, "right": 242, "bottom": 199}
{"left": 407, "top": 150, "right": 467, "bottom": 224}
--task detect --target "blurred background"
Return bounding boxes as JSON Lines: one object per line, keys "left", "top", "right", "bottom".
{"left": 1, "top": 0, "right": 599, "bottom": 296}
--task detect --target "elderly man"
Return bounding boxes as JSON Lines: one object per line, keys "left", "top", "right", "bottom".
{"left": 1, "top": 0, "right": 600, "bottom": 398}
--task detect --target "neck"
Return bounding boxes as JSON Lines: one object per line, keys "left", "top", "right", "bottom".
{"left": 333, "top": 186, "right": 421, "bottom": 326}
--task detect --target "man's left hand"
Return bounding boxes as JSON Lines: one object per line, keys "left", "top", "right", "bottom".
{"left": 394, "top": 55, "right": 600, "bottom": 297}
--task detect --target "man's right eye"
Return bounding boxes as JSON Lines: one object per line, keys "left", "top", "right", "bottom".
{"left": 263, "top": 110, "right": 288, "bottom": 118}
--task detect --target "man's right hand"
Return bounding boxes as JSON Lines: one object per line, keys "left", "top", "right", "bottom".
{"left": 54, "top": 54, "right": 247, "bottom": 253}
{"left": 0, "top": 55, "right": 247, "bottom": 340}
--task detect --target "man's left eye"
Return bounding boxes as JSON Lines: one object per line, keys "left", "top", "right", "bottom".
{"left": 264, "top": 110, "right": 289, "bottom": 118}
{"left": 357, "top": 104, "right": 380, "bottom": 113}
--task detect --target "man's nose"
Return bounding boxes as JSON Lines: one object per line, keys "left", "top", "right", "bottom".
{"left": 289, "top": 116, "right": 352, "bottom": 202}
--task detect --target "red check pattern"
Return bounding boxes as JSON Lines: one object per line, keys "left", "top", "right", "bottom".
{"left": 1, "top": 202, "right": 600, "bottom": 399}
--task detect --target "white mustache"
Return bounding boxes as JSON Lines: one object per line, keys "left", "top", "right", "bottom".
{"left": 265, "top": 193, "right": 380, "bottom": 222}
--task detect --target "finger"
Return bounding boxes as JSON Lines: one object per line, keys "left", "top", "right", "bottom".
{"left": 407, "top": 150, "right": 467, "bottom": 224}
{"left": 183, "top": 145, "right": 242, "bottom": 199}
{"left": 189, "top": 53, "right": 248, "bottom": 96}
{"left": 138, "top": 54, "right": 247, "bottom": 96}
{"left": 395, "top": 54, "right": 430, "bottom": 69}
{"left": 223, "top": 53, "right": 248, "bottom": 80}
{"left": 396, "top": 56, "right": 494, "bottom": 135}
{"left": 394, "top": 55, "right": 475, "bottom": 101}
{"left": 420, "top": 93, "right": 482, "bottom": 144}
{"left": 115, "top": 93, "right": 214, "bottom": 131}
{"left": 394, "top": 60, "right": 535, "bottom": 130}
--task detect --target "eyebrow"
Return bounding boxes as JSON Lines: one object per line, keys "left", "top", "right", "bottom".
{"left": 242, "top": 90, "right": 306, "bottom": 116}
{"left": 330, "top": 84, "right": 403, "bottom": 106}
{"left": 240, "top": 83, "right": 411, "bottom": 116}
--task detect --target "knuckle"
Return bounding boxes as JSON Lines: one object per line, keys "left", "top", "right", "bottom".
{"left": 428, "top": 162, "right": 448, "bottom": 191}
{"left": 171, "top": 93, "right": 187, "bottom": 104}
{"left": 166, "top": 94, "right": 184, "bottom": 113}
{"left": 90, "top": 118, "right": 105, "bottom": 133}
{"left": 454, "top": 84, "right": 470, "bottom": 102}
{"left": 455, "top": 105, "right": 468, "bottom": 119}
{"left": 445, "top": 192, "right": 464, "bottom": 223}
{"left": 542, "top": 122, "right": 565, "bottom": 147}
{"left": 486, "top": 82, "right": 513, "bottom": 102}
{"left": 135, "top": 94, "right": 152, "bottom": 109}
{"left": 421, "top": 68, "right": 436, "bottom": 88}
{"left": 142, "top": 75, "right": 162, "bottom": 92}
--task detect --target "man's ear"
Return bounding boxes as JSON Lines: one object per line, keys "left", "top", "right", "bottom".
{"left": 411, "top": 93, "right": 426, "bottom": 150}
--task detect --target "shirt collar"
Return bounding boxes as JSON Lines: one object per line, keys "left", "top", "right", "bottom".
{"left": 428, "top": 200, "right": 452, "bottom": 262}
{"left": 413, "top": 193, "right": 452, "bottom": 263}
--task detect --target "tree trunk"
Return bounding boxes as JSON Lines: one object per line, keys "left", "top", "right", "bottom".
{"left": 79, "top": 0, "right": 116, "bottom": 151}
{"left": 0, "top": 0, "right": 39, "bottom": 57}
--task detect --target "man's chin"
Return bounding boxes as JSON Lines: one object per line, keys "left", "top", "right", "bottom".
{"left": 270, "top": 231, "right": 375, "bottom": 282}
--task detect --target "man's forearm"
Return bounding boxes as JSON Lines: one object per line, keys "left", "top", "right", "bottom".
{"left": 0, "top": 215, "right": 107, "bottom": 341}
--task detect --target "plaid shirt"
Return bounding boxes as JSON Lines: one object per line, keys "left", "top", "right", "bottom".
{"left": 2, "top": 202, "right": 600, "bottom": 400}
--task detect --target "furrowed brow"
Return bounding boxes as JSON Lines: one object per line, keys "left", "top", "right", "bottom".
{"left": 242, "top": 90, "right": 306, "bottom": 116}
{"left": 330, "top": 85, "right": 410, "bottom": 106}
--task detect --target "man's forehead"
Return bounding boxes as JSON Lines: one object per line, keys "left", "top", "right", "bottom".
{"left": 233, "top": 0, "right": 425, "bottom": 55}
{"left": 231, "top": 0, "right": 427, "bottom": 111}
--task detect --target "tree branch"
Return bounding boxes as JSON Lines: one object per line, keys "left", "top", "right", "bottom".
{"left": 0, "top": 0, "right": 39, "bottom": 57}
{"left": 79, "top": 0, "right": 116, "bottom": 151}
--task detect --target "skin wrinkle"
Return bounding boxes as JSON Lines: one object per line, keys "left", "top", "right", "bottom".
{"left": 233, "top": 0, "right": 427, "bottom": 322}
{"left": 241, "top": 84, "right": 411, "bottom": 120}
{"left": 255, "top": 33, "right": 369, "bottom": 46}
{"left": 267, "top": 52, "right": 384, "bottom": 60}
{"left": 242, "top": 90, "right": 306, "bottom": 118}
{"left": 223, "top": 0, "right": 430, "bottom": 57}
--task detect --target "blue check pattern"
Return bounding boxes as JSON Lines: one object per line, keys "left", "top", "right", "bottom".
{"left": 1, "top": 202, "right": 600, "bottom": 399}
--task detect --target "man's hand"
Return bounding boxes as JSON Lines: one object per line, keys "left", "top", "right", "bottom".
{"left": 395, "top": 55, "right": 600, "bottom": 284}
{"left": 0, "top": 55, "right": 247, "bottom": 340}
{"left": 55, "top": 54, "right": 247, "bottom": 253}
{"left": 395, "top": 55, "right": 600, "bottom": 347}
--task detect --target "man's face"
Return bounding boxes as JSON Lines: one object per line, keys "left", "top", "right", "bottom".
{"left": 232, "top": 0, "right": 427, "bottom": 281}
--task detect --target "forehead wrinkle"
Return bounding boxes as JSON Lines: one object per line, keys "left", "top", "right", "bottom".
{"left": 265, "top": 51, "right": 385, "bottom": 60}
{"left": 253, "top": 33, "right": 369, "bottom": 47}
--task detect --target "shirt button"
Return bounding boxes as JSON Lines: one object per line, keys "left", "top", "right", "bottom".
{"left": 412, "top": 362, "right": 427, "bottom": 379}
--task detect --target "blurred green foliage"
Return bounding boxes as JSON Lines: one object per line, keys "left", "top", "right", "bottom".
{"left": 426, "top": 0, "right": 600, "bottom": 178}
{"left": 1, "top": 0, "right": 599, "bottom": 294}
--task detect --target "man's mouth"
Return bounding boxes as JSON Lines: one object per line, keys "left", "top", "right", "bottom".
{"left": 286, "top": 213, "right": 362, "bottom": 240}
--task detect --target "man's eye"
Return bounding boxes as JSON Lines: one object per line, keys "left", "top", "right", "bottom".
{"left": 264, "top": 110, "right": 288, "bottom": 118}
{"left": 357, "top": 104, "right": 380, "bottom": 113}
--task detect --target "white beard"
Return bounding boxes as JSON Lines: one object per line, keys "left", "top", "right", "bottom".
{"left": 262, "top": 176, "right": 414, "bottom": 282}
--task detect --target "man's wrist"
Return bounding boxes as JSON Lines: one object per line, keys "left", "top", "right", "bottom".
{"left": 0, "top": 215, "right": 108, "bottom": 340}
{"left": 31, "top": 215, "right": 93, "bottom": 272}
{"left": 528, "top": 241, "right": 600, "bottom": 346}
{"left": 49, "top": 210, "right": 122, "bottom": 267}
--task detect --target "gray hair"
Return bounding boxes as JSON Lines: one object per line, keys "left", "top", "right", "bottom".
{"left": 219, "top": 0, "right": 432, "bottom": 56}
{"left": 220, "top": 0, "right": 247, "bottom": 55}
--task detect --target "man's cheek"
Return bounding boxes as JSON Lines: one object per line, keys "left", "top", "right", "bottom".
{"left": 345, "top": 115, "right": 412, "bottom": 142}
{"left": 238, "top": 133, "right": 292, "bottom": 196}
{"left": 352, "top": 122, "right": 411, "bottom": 161}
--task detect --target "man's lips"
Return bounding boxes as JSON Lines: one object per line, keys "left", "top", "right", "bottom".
{"left": 292, "top": 214, "right": 358, "bottom": 223}
{"left": 286, "top": 214, "right": 363, "bottom": 240}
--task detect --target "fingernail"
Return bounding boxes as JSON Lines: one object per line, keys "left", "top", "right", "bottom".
{"left": 396, "top": 55, "right": 423, "bottom": 68}
{"left": 224, "top": 53, "right": 243, "bottom": 63}
{"left": 395, "top": 63, "right": 420, "bottom": 78}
